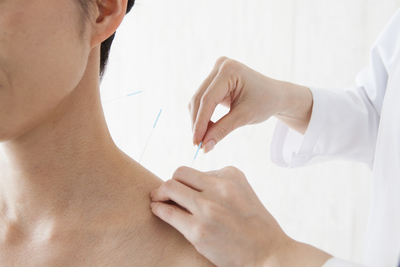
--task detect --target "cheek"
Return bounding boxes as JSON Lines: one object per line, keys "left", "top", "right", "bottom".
{"left": 0, "top": 0, "right": 90, "bottom": 141}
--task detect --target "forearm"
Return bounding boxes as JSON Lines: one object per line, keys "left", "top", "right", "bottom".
{"left": 273, "top": 80, "right": 313, "bottom": 135}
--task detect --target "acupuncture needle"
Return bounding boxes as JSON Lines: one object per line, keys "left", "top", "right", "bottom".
{"left": 102, "top": 90, "right": 143, "bottom": 104}
{"left": 139, "top": 109, "right": 162, "bottom": 163}
{"left": 190, "top": 141, "right": 202, "bottom": 168}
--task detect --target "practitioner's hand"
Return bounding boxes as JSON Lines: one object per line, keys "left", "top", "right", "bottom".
{"left": 150, "top": 166, "right": 331, "bottom": 267}
{"left": 189, "top": 57, "right": 313, "bottom": 153}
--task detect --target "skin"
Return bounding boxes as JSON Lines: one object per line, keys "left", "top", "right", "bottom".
{"left": 150, "top": 57, "right": 333, "bottom": 266}
{"left": 0, "top": 0, "right": 214, "bottom": 266}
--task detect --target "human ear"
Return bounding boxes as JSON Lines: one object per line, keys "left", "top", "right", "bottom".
{"left": 90, "top": 0, "right": 128, "bottom": 48}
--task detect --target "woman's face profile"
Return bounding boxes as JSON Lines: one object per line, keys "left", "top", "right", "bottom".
{"left": 0, "top": 0, "right": 92, "bottom": 143}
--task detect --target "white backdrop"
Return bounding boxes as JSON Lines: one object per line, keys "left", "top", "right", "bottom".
{"left": 100, "top": 0, "right": 400, "bottom": 263}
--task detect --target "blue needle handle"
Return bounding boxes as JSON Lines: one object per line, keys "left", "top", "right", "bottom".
{"left": 153, "top": 109, "right": 162, "bottom": 128}
{"left": 194, "top": 141, "right": 202, "bottom": 160}
{"left": 127, "top": 91, "right": 142, "bottom": 97}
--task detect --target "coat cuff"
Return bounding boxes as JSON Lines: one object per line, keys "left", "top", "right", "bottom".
{"left": 270, "top": 87, "right": 328, "bottom": 168}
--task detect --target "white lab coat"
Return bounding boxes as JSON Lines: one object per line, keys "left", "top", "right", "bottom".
{"left": 270, "top": 8, "right": 400, "bottom": 267}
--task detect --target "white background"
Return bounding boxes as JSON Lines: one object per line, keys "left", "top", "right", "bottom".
{"left": 100, "top": 0, "right": 400, "bottom": 263}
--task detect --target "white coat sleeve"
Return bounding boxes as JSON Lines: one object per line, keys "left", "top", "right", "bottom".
{"left": 322, "top": 258, "right": 369, "bottom": 267}
{"left": 270, "top": 8, "right": 400, "bottom": 169}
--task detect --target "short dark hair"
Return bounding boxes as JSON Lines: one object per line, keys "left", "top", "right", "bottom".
{"left": 76, "top": 0, "right": 135, "bottom": 79}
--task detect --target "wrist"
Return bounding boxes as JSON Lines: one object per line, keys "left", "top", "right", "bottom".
{"left": 277, "top": 82, "right": 312, "bottom": 119}
{"left": 261, "top": 238, "right": 332, "bottom": 267}
{"left": 260, "top": 236, "right": 296, "bottom": 267}
{"left": 273, "top": 80, "right": 313, "bottom": 134}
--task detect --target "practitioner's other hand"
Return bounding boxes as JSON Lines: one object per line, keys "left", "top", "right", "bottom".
{"left": 150, "top": 166, "right": 331, "bottom": 267}
{"left": 189, "top": 57, "right": 313, "bottom": 153}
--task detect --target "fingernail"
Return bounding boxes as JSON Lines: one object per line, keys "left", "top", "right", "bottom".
{"left": 150, "top": 202, "right": 155, "bottom": 208}
{"left": 203, "top": 139, "right": 215, "bottom": 154}
{"left": 192, "top": 131, "right": 197, "bottom": 145}
{"left": 150, "top": 190, "right": 156, "bottom": 199}
{"left": 193, "top": 137, "right": 196, "bottom": 146}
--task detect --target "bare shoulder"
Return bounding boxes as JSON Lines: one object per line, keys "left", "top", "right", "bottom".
{"left": 0, "top": 155, "right": 215, "bottom": 266}
{"left": 107, "top": 159, "right": 215, "bottom": 266}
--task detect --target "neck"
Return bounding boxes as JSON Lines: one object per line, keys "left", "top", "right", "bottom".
{"left": 0, "top": 50, "right": 129, "bottom": 226}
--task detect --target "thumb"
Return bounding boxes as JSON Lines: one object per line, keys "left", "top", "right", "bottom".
{"left": 202, "top": 107, "right": 248, "bottom": 153}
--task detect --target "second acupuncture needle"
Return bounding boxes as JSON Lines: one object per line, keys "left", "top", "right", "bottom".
{"left": 139, "top": 109, "right": 162, "bottom": 163}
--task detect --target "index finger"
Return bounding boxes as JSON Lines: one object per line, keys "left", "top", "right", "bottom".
{"left": 189, "top": 69, "right": 219, "bottom": 134}
{"left": 190, "top": 57, "right": 229, "bottom": 145}
{"left": 172, "top": 166, "right": 215, "bottom": 192}
{"left": 192, "top": 70, "right": 233, "bottom": 146}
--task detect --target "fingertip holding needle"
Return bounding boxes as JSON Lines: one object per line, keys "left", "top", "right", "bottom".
{"left": 139, "top": 109, "right": 163, "bottom": 163}
{"left": 191, "top": 141, "right": 202, "bottom": 168}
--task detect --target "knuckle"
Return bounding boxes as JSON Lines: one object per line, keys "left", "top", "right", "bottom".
{"left": 215, "top": 180, "right": 232, "bottom": 199}
{"left": 162, "top": 205, "right": 176, "bottom": 221}
{"left": 189, "top": 94, "right": 200, "bottom": 111}
{"left": 161, "top": 179, "right": 175, "bottom": 193}
{"left": 220, "top": 58, "right": 240, "bottom": 74}
{"left": 223, "top": 166, "right": 244, "bottom": 179}
{"left": 219, "top": 167, "right": 246, "bottom": 188}
{"left": 200, "top": 93, "right": 211, "bottom": 106}
{"left": 224, "top": 166, "right": 242, "bottom": 175}
{"left": 215, "top": 56, "right": 229, "bottom": 68}
{"left": 173, "top": 166, "right": 189, "bottom": 178}
{"left": 199, "top": 93, "right": 219, "bottom": 114}
{"left": 215, "top": 126, "right": 230, "bottom": 140}
{"left": 193, "top": 91, "right": 202, "bottom": 104}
